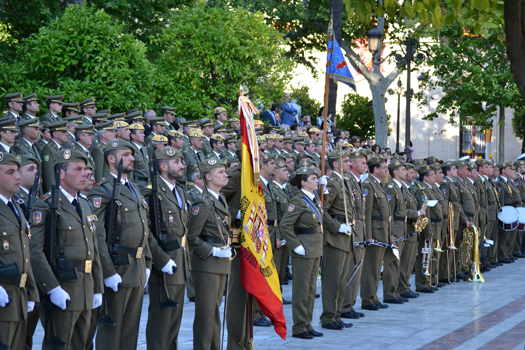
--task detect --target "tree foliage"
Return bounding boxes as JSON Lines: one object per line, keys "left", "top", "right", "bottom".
{"left": 152, "top": 2, "right": 294, "bottom": 118}
{"left": 290, "top": 85, "right": 321, "bottom": 119}
{"left": 336, "top": 93, "right": 390, "bottom": 139}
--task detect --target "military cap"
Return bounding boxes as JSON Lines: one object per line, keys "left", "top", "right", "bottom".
{"left": 79, "top": 98, "right": 96, "bottom": 107}
{"left": 388, "top": 159, "right": 406, "bottom": 169}
{"left": 283, "top": 136, "right": 292, "bottom": 143}
{"left": 161, "top": 106, "right": 177, "bottom": 115}
{"left": 200, "top": 157, "right": 227, "bottom": 172}
{"left": 455, "top": 160, "right": 469, "bottom": 168}
{"left": 188, "top": 129, "right": 204, "bottom": 138}
{"left": 361, "top": 148, "right": 374, "bottom": 157}
{"left": 41, "top": 121, "right": 50, "bottom": 130}
{"left": 308, "top": 127, "right": 321, "bottom": 134}
{"left": 224, "top": 156, "right": 238, "bottom": 167}
{"left": 348, "top": 150, "right": 366, "bottom": 160}
{"left": 62, "top": 102, "right": 80, "bottom": 113}
{"left": 200, "top": 118, "right": 214, "bottom": 127}
{"left": 442, "top": 160, "right": 456, "bottom": 168}
{"left": 275, "top": 160, "right": 287, "bottom": 170}
{"left": 467, "top": 162, "right": 478, "bottom": 170}
{"left": 113, "top": 121, "right": 129, "bottom": 129}
{"left": 413, "top": 159, "right": 427, "bottom": 168}
{"left": 257, "top": 135, "right": 267, "bottom": 142}
{"left": 235, "top": 138, "right": 242, "bottom": 150}
{"left": 210, "top": 134, "right": 225, "bottom": 142}
{"left": 56, "top": 149, "right": 88, "bottom": 165}
{"left": 405, "top": 163, "right": 415, "bottom": 170}
{"left": 253, "top": 120, "right": 264, "bottom": 127}
{"left": 168, "top": 130, "right": 184, "bottom": 138}
{"left": 75, "top": 124, "right": 94, "bottom": 134}
{"left": 86, "top": 163, "right": 93, "bottom": 171}
{"left": 391, "top": 155, "right": 404, "bottom": 162}
{"left": 92, "top": 112, "right": 109, "bottom": 121}
{"left": 0, "top": 152, "right": 20, "bottom": 167}
{"left": 0, "top": 118, "right": 19, "bottom": 131}
{"left": 291, "top": 137, "right": 304, "bottom": 143}
{"left": 297, "top": 152, "right": 313, "bottom": 161}
{"left": 327, "top": 149, "right": 349, "bottom": 159}
{"left": 47, "top": 120, "right": 68, "bottom": 132}
{"left": 262, "top": 153, "right": 277, "bottom": 163}
{"left": 432, "top": 163, "right": 442, "bottom": 171}
{"left": 214, "top": 125, "right": 227, "bottom": 132}
{"left": 95, "top": 120, "right": 117, "bottom": 131}
{"left": 174, "top": 117, "right": 186, "bottom": 125}
{"left": 19, "top": 155, "right": 39, "bottom": 167}
{"left": 214, "top": 107, "right": 227, "bottom": 114}
{"left": 279, "top": 128, "right": 289, "bottom": 135}
{"left": 125, "top": 108, "right": 139, "bottom": 115}
{"left": 296, "top": 160, "right": 315, "bottom": 169}
{"left": 22, "top": 93, "right": 39, "bottom": 102}
{"left": 152, "top": 135, "right": 168, "bottom": 143}
{"left": 126, "top": 111, "right": 144, "bottom": 121}
{"left": 103, "top": 139, "right": 135, "bottom": 155}
{"left": 475, "top": 159, "right": 489, "bottom": 166}
{"left": 98, "top": 109, "right": 111, "bottom": 114}
{"left": 295, "top": 166, "right": 317, "bottom": 176}
{"left": 129, "top": 123, "right": 145, "bottom": 131}
{"left": 45, "top": 95, "right": 64, "bottom": 105}
{"left": 155, "top": 146, "right": 183, "bottom": 160}
{"left": 18, "top": 118, "right": 41, "bottom": 129}
{"left": 108, "top": 113, "right": 126, "bottom": 121}
{"left": 367, "top": 156, "right": 387, "bottom": 165}
{"left": 267, "top": 134, "right": 279, "bottom": 140}
{"left": 4, "top": 93, "right": 24, "bottom": 103}
{"left": 511, "top": 164, "right": 518, "bottom": 171}
{"left": 228, "top": 117, "right": 240, "bottom": 123}
{"left": 64, "top": 115, "right": 83, "bottom": 123}
{"left": 224, "top": 134, "right": 237, "bottom": 142}
{"left": 418, "top": 165, "right": 435, "bottom": 174}
{"left": 515, "top": 159, "right": 525, "bottom": 167}
{"left": 297, "top": 132, "right": 309, "bottom": 138}
{"left": 182, "top": 120, "right": 198, "bottom": 126}
{"left": 150, "top": 117, "right": 166, "bottom": 126}
{"left": 458, "top": 155, "right": 470, "bottom": 161}
{"left": 426, "top": 156, "right": 441, "bottom": 164}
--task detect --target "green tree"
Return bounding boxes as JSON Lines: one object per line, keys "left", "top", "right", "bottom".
{"left": 337, "top": 93, "right": 390, "bottom": 139}
{"left": 152, "top": 2, "right": 294, "bottom": 118}
{"left": 290, "top": 85, "right": 321, "bottom": 119}
{"left": 0, "top": 5, "right": 158, "bottom": 112}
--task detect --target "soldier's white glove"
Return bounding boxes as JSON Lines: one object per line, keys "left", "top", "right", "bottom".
{"left": 338, "top": 224, "right": 353, "bottom": 235}
{"left": 161, "top": 259, "right": 177, "bottom": 275}
{"left": 92, "top": 293, "right": 102, "bottom": 309}
{"left": 212, "top": 247, "right": 232, "bottom": 258}
{"left": 48, "top": 286, "right": 71, "bottom": 310}
{"left": 27, "top": 301, "right": 35, "bottom": 312}
{"left": 0, "top": 285, "right": 8, "bottom": 307}
{"left": 104, "top": 273, "right": 122, "bottom": 292}
{"left": 293, "top": 245, "right": 306, "bottom": 256}
{"left": 145, "top": 268, "right": 151, "bottom": 285}
{"left": 318, "top": 176, "right": 328, "bottom": 186}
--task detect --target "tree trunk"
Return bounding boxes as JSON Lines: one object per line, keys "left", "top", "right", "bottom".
{"left": 371, "top": 83, "right": 388, "bottom": 146}
{"left": 328, "top": 0, "right": 343, "bottom": 117}
{"left": 505, "top": 1, "right": 525, "bottom": 105}
{"left": 499, "top": 105, "right": 505, "bottom": 163}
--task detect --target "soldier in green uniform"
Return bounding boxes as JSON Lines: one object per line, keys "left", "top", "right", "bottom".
{"left": 61, "top": 103, "right": 80, "bottom": 120}
{"left": 213, "top": 107, "right": 229, "bottom": 130}
{"left": 35, "top": 122, "right": 51, "bottom": 154}
{"left": 183, "top": 129, "right": 205, "bottom": 187}
{"left": 2, "top": 92, "right": 25, "bottom": 123}
{"left": 13, "top": 155, "right": 39, "bottom": 215}
{"left": 485, "top": 162, "right": 502, "bottom": 266}
{"left": 414, "top": 165, "right": 443, "bottom": 293}
{"left": 90, "top": 121, "right": 117, "bottom": 183}
{"left": 432, "top": 163, "right": 449, "bottom": 285}
{"left": 474, "top": 159, "right": 496, "bottom": 269}
{"left": 79, "top": 98, "right": 98, "bottom": 125}
{"left": 41, "top": 95, "right": 64, "bottom": 123}
{"left": 161, "top": 106, "right": 177, "bottom": 135}
{"left": 41, "top": 121, "right": 69, "bottom": 193}
{"left": 455, "top": 160, "right": 476, "bottom": 276}
{"left": 144, "top": 147, "right": 189, "bottom": 350}
{"left": 507, "top": 165, "right": 522, "bottom": 259}
{"left": 129, "top": 124, "right": 150, "bottom": 192}
{"left": 12, "top": 119, "right": 42, "bottom": 162}
{"left": 200, "top": 119, "right": 215, "bottom": 157}
{"left": 30, "top": 149, "right": 103, "bottom": 349}
{"left": 71, "top": 124, "right": 96, "bottom": 173}
{"left": 360, "top": 156, "right": 392, "bottom": 310}
{"left": 145, "top": 117, "right": 166, "bottom": 160}
{"left": 280, "top": 167, "right": 324, "bottom": 339}
{"left": 21, "top": 94, "right": 40, "bottom": 121}
{"left": 341, "top": 151, "right": 367, "bottom": 319}
{"left": 515, "top": 158, "right": 525, "bottom": 255}
{"left": 496, "top": 162, "right": 515, "bottom": 263}
{"left": 0, "top": 152, "right": 39, "bottom": 350}
{"left": 186, "top": 157, "right": 232, "bottom": 350}
{"left": 319, "top": 149, "right": 354, "bottom": 330}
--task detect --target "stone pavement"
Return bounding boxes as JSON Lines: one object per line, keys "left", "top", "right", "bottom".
{"left": 31, "top": 259, "right": 525, "bottom": 349}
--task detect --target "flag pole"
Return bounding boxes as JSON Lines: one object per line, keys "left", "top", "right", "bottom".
{"left": 320, "top": 19, "right": 334, "bottom": 207}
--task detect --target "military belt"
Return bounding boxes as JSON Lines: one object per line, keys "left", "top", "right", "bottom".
{"left": 201, "top": 235, "right": 224, "bottom": 244}
{"left": 134, "top": 176, "right": 149, "bottom": 182}
{"left": 480, "top": 205, "right": 487, "bottom": 209}
{"left": 115, "top": 245, "right": 144, "bottom": 259}
{"left": 488, "top": 200, "right": 496, "bottom": 204}
{"left": 0, "top": 263, "right": 27, "bottom": 288}
{"left": 357, "top": 215, "right": 365, "bottom": 221}
{"left": 464, "top": 211, "right": 475, "bottom": 218}
{"left": 371, "top": 215, "right": 389, "bottom": 221}
{"left": 159, "top": 238, "right": 181, "bottom": 252}
{"left": 431, "top": 218, "right": 443, "bottom": 223}
{"left": 294, "top": 226, "right": 322, "bottom": 235}
{"left": 393, "top": 216, "right": 407, "bottom": 222}
{"left": 442, "top": 215, "right": 449, "bottom": 219}
{"left": 267, "top": 220, "right": 280, "bottom": 227}
{"left": 58, "top": 259, "right": 93, "bottom": 273}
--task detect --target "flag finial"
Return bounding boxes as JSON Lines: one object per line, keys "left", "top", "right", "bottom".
{"left": 239, "top": 85, "right": 244, "bottom": 97}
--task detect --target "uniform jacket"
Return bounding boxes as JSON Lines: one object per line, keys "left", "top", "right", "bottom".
{"left": 414, "top": 182, "right": 443, "bottom": 240}
{"left": 89, "top": 141, "right": 107, "bottom": 183}
{"left": 42, "top": 111, "right": 62, "bottom": 124}
{"left": 131, "top": 142, "right": 150, "bottom": 183}
{"left": 440, "top": 177, "right": 461, "bottom": 230}
{"left": 12, "top": 138, "right": 41, "bottom": 162}
{"left": 269, "top": 181, "right": 290, "bottom": 241}
{"left": 346, "top": 173, "right": 366, "bottom": 244}
{"left": 41, "top": 140, "right": 61, "bottom": 193}
{"left": 363, "top": 175, "right": 392, "bottom": 242}
{"left": 455, "top": 177, "right": 477, "bottom": 224}
{"left": 386, "top": 180, "right": 409, "bottom": 239}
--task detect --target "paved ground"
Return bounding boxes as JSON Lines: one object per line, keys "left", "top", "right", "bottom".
{"left": 32, "top": 259, "right": 525, "bottom": 349}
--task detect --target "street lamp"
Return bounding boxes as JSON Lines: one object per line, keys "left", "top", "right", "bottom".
{"left": 388, "top": 79, "right": 405, "bottom": 154}
{"left": 417, "top": 73, "right": 426, "bottom": 89}
{"left": 367, "top": 26, "right": 383, "bottom": 52}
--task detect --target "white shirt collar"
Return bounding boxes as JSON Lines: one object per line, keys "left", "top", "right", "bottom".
{"left": 467, "top": 177, "right": 475, "bottom": 184}
{"left": 213, "top": 150, "right": 221, "bottom": 158}
{"left": 370, "top": 174, "right": 381, "bottom": 184}
{"left": 110, "top": 172, "right": 128, "bottom": 185}
{"left": 52, "top": 138, "right": 61, "bottom": 148}
{"left": 446, "top": 176, "right": 455, "bottom": 182}
{"left": 423, "top": 181, "right": 433, "bottom": 188}
{"left": 301, "top": 188, "right": 315, "bottom": 200}
{"left": 132, "top": 141, "right": 142, "bottom": 150}
{"left": 0, "top": 193, "right": 10, "bottom": 205}
{"left": 393, "top": 178, "right": 403, "bottom": 188}
{"left": 500, "top": 176, "right": 508, "bottom": 182}
{"left": 478, "top": 174, "right": 485, "bottom": 182}
{"left": 20, "top": 186, "right": 29, "bottom": 195}
{"left": 0, "top": 142, "right": 10, "bottom": 152}
{"left": 23, "top": 138, "right": 33, "bottom": 146}
{"left": 260, "top": 175, "right": 269, "bottom": 186}
{"left": 403, "top": 181, "right": 411, "bottom": 189}
{"left": 207, "top": 188, "right": 220, "bottom": 200}
{"left": 60, "top": 187, "right": 77, "bottom": 203}
{"left": 51, "top": 112, "right": 58, "bottom": 118}
{"left": 349, "top": 171, "right": 361, "bottom": 183}
{"left": 333, "top": 171, "right": 343, "bottom": 180}
{"left": 273, "top": 181, "right": 284, "bottom": 190}
{"left": 160, "top": 176, "right": 175, "bottom": 192}
{"left": 193, "top": 185, "right": 203, "bottom": 193}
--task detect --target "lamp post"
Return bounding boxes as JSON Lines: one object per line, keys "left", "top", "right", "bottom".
{"left": 388, "top": 79, "right": 404, "bottom": 154}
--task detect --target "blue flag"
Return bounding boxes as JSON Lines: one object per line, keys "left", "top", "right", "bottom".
{"left": 327, "top": 31, "right": 356, "bottom": 91}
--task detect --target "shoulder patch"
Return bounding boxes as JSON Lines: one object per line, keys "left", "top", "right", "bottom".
{"left": 388, "top": 195, "right": 392, "bottom": 201}
{"left": 93, "top": 198, "right": 102, "bottom": 208}
{"left": 363, "top": 189, "right": 368, "bottom": 196}
{"left": 43, "top": 155, "right": 49, "bottom": 161}
{"left": 387, "top": 183, "right": 394, "bottom": 188}
{"left": 192, "top": 206, "right": 200, "bottom": 215}
{"left": 442, "top": 188, "right": 446, "bottom": 194}
{"left": 288, "top": 204, "right": 295, "bottom": 212}
{"left": 33, "top": 212, "right": 42, "bottom": 224}
{"left": 421, "top": 196, "right": 426, "bottom": 201}
{"left": 498, "top": 187, "right": 501, "bottom": 191}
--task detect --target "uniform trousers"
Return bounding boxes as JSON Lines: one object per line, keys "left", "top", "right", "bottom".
{"left": 341, "top": 246, "right": 365, "bottom": 313}
{"left": 360, "top": 245, "right": 386, "bottom": 307}
{"left": 0, "top": 319, "right": 27, "bottom": 349}
{"left": 383, "top": 241, "right": 404, "bottom": 300}
{"left": 291, "top": 256, "right": 320, "bottom": 335}
{"left": 398, "top": 236, "right": 418, "bottom": 294}
{"left": 40, "top": 308, "right": 91, "bottom": 350}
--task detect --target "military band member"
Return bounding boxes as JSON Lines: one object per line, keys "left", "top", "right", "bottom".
{"left": 496, "top": 162, "right": 516, "bottom": 263}
{"left": 41, "top": 121, "right": 69, "bottom": 193}
{"left": 515, "top": 159, "right": 525, "bottom": 255}
{"left": 144, "top": 147, "right": 189, "bottom": 350}
{"left": 455, "top": 161, "right": 476, "bottom": 275}
{"left": 42, "top": 95, "right": 64, "bottom": 123}
{"left": 89, "top": 140, "right": 170, "bottom": 350}
{"left": 21, "top": 94, "right": 40, "bottom": 121}
{"left": 145, "top": 117, "right": 167, "bottom": 158}
{"left": 280, "top": 167, "right": 324, "bottom": 339}
{"left": 129, "top": 124, "right": 150, "bottom": 192}
{"left": 485, "top": 162, "right": 502, "bottom": 266}
{"left": 90, "top": 121, "right": 117, "bottom": 183}
{"left": 12, "top": 119, "right": 42, "bottom": 161}
{"left": 507, "top": 165, "right": 522, "bottom": 260}
{"left": 30, "top": 149, "right": 103, "bottom": 349}
{"left": 320, "top": 150, "right": 354, "bottom": 330}
{"left": 432, "top": 163, "right": 449, "bottom": 284}
{"left": 474, "top": 159, "right": 492, "bottom": 270}
{"left": 186, "top": 157, "right": 232, "bottom": 350}
{"left": 0, "top": 152, "right": 39, "bottom": 350}
{"left": 200, "top": 119, "right": 215, "bottom": 157}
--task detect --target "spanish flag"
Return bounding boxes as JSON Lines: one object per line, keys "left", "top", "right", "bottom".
{"left": 238, "top": 88, "right": 287, "bottom": 340}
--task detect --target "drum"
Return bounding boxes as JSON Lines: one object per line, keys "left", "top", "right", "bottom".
{"left": 498, "top": 206, "right": 519, "bottom": 231}
{"left": 517, "top": 207, "right": 525, "bottom": 231}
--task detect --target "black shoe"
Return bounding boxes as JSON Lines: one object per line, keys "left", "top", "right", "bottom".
{"left": 376, "top": 302, "right": 389, "bottom": 309}
{"left": 309, "top": 330, "right": 323, "bottom": 337}
{"left": 253, "top": 318, "right": 271, "bottom": 327}
{"left": 416, "top": 288, "right": 434, "bottom": 293}
{"left": 286, "top": 273, "right": 293, "bottom": 280}
{"left": 293, "top": 332, "right": 313, "bottom": 339}
{"left": 337, "top": 320, "right": 353, "bottom": 328}
{"left": 188, "top": 297, "right": 195, "bottom": 302}
{"left": 501, "top": 258, "right": 512, "bottom": 264}
{"left": 340, "top": 310, "right": 360, "bottom": 319}
{"left": 488, "top": 263, "right": 497, "bottom": 268}
{"left": 497, "top": 262, "right": 504, "bottom": 266}
{"left": 400, "top": 297, "right": 409, "bottom": 302}
{"left": 439, "top": 279, "right": 451, "bottom": 284}
{"left": 449, "top": 278, "right": 458, "bottom": 283}
{"left": 432, "top": 287, "right": 439, "bottom": 291}
{"left": 515, "top": 253, "right": 525, "bottom": 258}
{"left": 401, "top": 291, "right": 419, "bottom": 298}
{"left": 283, "top": 275, "right": 289, "bottom": 282}
{"left": 510, "top": 257, "right": 516, "bottom": 262}
{"left": 457, "top": 273, "right": 468, "bottom": 279}
{"left": 362, "top": 304, "right": 379, "bottom": 310}
{"left": 283, "top": 298, "right": 291, "bottom": 305}
{"left": 282, "top": 279, "right": 289, "bottom": 285}
{"left": 480, "top": 265, "right": 492, "bottom": 273}
{"left": 355, "top": 310, "right": 365, "bottom": 317}
{"left": 437, "top": 282, "right": 446, "bottom": 288}
{"left": 315, "top": 293, "right": 321, "bottom": 298}
{"left": 384, "top": 298, "right": 404, "bottom": 304}
{"left": 321, "top": 322, "right": 343, "bottom": 330}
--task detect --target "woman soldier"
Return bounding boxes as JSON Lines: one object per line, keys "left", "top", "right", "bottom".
{"left": 280, "top": 166, "right": 324, "bottom": 339}
{"left": 186, "top": 157, "right": 232, "bottom": 350}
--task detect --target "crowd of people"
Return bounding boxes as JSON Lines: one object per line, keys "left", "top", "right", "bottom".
{"left": 0, "top": 90, "right": 523, "bottom": 350}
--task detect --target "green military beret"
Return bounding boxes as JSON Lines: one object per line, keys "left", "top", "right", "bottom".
{"left": 367, "top": 156, "right": 387, "bottom": 166}
{"left": 79, "top": 97, "right": 96, "bottom": 107}
{"left": 419, "top": 165, "right": 435, "bottom": 173}
{"left": 0, "top": 152, "right": 20, "bottom": 167}
{"left": 327, "top": 149, "right": 349, "bottom": 159}
{"left": 348, "top": 150, "right": 366, "bottom": 160}
{"left": 432, "top": 163, "right": 442, "bottom": 171}
{"left": 296, "top": 160, "right": 314, "bottom": 169}
{"left": 200, "top": 156, "right": 227, "bottom": 172}
{"left": 275, "top": 160, "right": 287, "bottom": 169}
{"left": 510, "top": 164, "right": 517, "bottom": 170}
{"left": 150, "top": 117, "right": 166, "bottom": 126}
{"left": 4, "top": 92, "right": 24, "bottom": 103}
{"left": 19, "top": 155, "right": 39, "bottom": 168}
{"left": 388, "top": 159, "right": 406, "bottom": 169}
{"left": 295, "top": 166, "right": 317, "bottom": 176}
{"left": 64, "top": 115, "right": 83, "bottom": 123}
{"left": 0, "top": 118, "right": 18, "bottom": 130}
{"left": 475, "top": 159, "right": 489, "bottom": 166}
{"left": 442, "top": 160, "right": 455, "bottom": 167}
{"left": 155, "top": 146, "right": 183, "bottom": 160}
{"left": 391, "top": 155, "right": 404, "bottom": 162}
{"left": 361, "top": 148, "right": 374, "bottom": 157}
{"left": 46, "top": 95, "right": 64, "bottom": 105}
{"left": 48, "top": 121, "right": 68, "bottom": 132}
{"left": 413, "top": 159, "right": 427, "bottom": 167}
{"left": 515, "top": 160, "right": 525, "bottom": 167}
{"left": 425, "top": 156, "right": 441, "bottom": 164}
{"left": 95, "top": 120, "right": 117, "bottom": 131}
{"left": 467, "top": 162, "right": 477, "bottom": 170}
{"left": 500, "top": 161, "right": 512, "bottom": 169}
{"left": 18, "top": 118, "right": 41, "bottom": 129}
{"left": 56, "top": 149, "right": 88, "bottom": 165}
{"left": 262, "top": 153, "right": 276, "bottom": 163}
{"left": 405, "top": 163, "right": 415, "bottom": 170}
{"left": 75, "top": 124, "right": 95, "bottom": 134}
{"left": 108, "top": 113, "right": 126, "bottom": 121}
{"left": 304, "top": 139, "right": 315, "bottom": 146}
{"left": 62, "top": 102, "right": 79, "bottom": 112}
{"left": 22, "top": 93, "right": 39, "bottom": 102}
{"left": 103, "top": 139, "right": 135, "bottom": 155}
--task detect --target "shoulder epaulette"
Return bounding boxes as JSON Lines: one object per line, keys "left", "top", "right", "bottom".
{"left": 78, "top": 193, "right": 88, "bottom": 200}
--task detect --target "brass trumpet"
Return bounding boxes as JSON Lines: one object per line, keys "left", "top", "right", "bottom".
{"left": 465, "top": 225, "right": 486, "bottom": 282}
{"left": 447, "top": 202, "right": 457, "bottom": 283}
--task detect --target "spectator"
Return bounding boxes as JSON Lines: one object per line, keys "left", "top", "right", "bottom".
{"left": 261, "top": 103, "right": 280, "bottom": 126}
{"left": 360, "top": 138, "right": 366, "bottom": 148}
{"left": 316, "top": 107, "right": 324, "bottom": 127}
{"left": 408, "top": 141, "right": 414, "bottom": 160}
{"left": 350, "top": 135, "right": 360, "bottom": 149}
{"left": 300, "top": 115, "right": 310, "bottom": 126}
{"left": 290, "top": 98, "right": 302, "bottom": 123}
{"left": 144, "top": 109, "right": 156, "bottom": 137}
{"left": 280, "top": 93, "right": 297, "bottom": 126}
{"left": 367, "top": 138, "right": 374, "bottom": 148}
{"left": 371, "top": 144, "right": 381, "bottom": 154}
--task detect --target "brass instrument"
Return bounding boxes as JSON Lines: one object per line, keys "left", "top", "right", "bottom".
{"left": 460, "top": 226, "right": 474, "bottom": 271}
{"left": 465, "top": 225, "right": 486, "bottom": 282}
{"left": 447, "top": 202, "right": 457, "bottom": 283}
{"left": 421, "top": 238, "right": 432, "bottom": 276}
{"left": 413, "top": 199, "right": 429, "bottom": 233}
{"left": 435, "top": 240, "right": 444, "bottom": 252}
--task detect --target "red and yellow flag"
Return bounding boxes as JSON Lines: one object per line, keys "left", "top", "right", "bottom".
{"left": 238, "top": 88, "right": 287, "bottom": 340}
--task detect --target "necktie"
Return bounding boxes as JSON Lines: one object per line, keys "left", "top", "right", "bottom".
{"left": 7, "top": 201, "right": 20, "bottom": 225}
{"left": 218, "top": 195, "right": 226, "bottom": 208}
{"left": 125, "top": 182, "right": 138, "bottom": 201}
{"left": 196, "top": 152, "right": 202, "bottom": 162}
{"left": 140, "top": 147, "right": 146, "bottom": 158}
{"left": 71, "top": 198, "right": 82, "bottom": 219}
{"left": 173, "top": 188, "right": 183, "bottom": 208}
{"left": 31, "top": 144, "right": 39, "bottom": 158}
